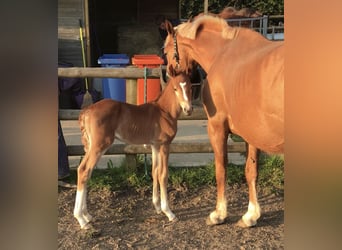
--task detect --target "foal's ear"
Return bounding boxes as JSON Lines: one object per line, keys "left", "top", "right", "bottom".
{"left": 165, "top": 20, "right": 174, "bottom": 35}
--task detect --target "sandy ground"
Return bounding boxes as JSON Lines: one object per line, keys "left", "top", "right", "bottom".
{"left": 58, "top": 184, "right": 284, "bottom": 249}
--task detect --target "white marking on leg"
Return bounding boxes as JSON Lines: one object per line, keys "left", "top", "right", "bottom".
{"left": 81, "top": 187, "right": 92, "bottom": 223}
{"left": 209, "top": 199, "right": 227, "bottom": 224}
{"left": 242, "top": 201, "right": 261, "bottom": 227}
{"left": 74, "top": 189, "right": 89, "bottom": 228}
{"left": 161, "top": 198, "right": 176, "bottom": 221}
{"left": 151, "top": 146, "right": 161, "bottom": 213}
{"left": 180, "top": 81, "right": 188, "bottom": 101}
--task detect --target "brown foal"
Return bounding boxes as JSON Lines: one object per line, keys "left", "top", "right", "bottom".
{"left": 73, "top": 71, "right": 193, "bottom": 229}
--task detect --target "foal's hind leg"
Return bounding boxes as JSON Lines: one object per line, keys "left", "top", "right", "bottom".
{"left": 237, "top": 144, "right": 261, "bottom": 227}
{"left": 74, "top": 147, "right": 106, "bottom": 229}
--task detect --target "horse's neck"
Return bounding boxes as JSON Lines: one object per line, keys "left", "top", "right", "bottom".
{"left": 156, "top": 83, "right": 180, "bottom": 119}
{"left": 188, "top": 31, "right": 227, "bottom": 73}
{"left": 186, "top": 28, "right": 269, "bottom": 73}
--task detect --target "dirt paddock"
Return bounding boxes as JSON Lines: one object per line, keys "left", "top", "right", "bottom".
{"left": 58, "top": 183, "right": 283, "bottom": 249}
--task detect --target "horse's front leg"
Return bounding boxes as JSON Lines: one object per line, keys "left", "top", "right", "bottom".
{"left": 151, "top": 145, "right": 161, "bottom": 214}
{"left": 206, "top": 118, "right": 229, "bottom": 225}
{"left": 158, "top": 144, "right": 177, "bottom": 221}
{"left": 237, "top": 144, "right": 261, "bottom": 227}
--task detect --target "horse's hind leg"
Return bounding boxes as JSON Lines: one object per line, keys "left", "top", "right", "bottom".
{"left": 237, "top": 144, "right": 261, "bottom": 227}
{"left": 74, "top": 148, "right": 104, "bottom": 229}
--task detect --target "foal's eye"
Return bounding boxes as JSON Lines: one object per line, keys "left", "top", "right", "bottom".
{"left": 174, "top": 88, "right": 178, "bottom": 92}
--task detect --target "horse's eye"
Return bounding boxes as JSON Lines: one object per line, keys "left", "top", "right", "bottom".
{"left": 174, "top": 88, "right": 177, "bottom": 91}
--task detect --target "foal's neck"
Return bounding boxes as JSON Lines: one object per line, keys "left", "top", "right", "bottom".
{"left": 156, "top": 82, "right": 180, "bottom": 119}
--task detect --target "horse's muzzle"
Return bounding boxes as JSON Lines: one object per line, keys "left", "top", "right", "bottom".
{"left": 182, "top": 105, "right": 193, "bottom": 116}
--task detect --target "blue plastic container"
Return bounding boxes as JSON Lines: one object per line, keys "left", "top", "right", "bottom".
{"left": 98, "top": 54, "right": 130, "bottom": 102}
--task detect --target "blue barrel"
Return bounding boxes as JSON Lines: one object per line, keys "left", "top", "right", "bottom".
{"left": 98, "top": 54, "right": 130, "bottom": 102}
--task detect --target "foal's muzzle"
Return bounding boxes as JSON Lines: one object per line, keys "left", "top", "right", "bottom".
{"left": 182, "top": 104, "right": 193, "bottom": 116}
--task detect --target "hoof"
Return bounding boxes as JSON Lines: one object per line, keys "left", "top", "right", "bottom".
{"left": 236, "top": 218, "right": 256, "bottom": 228}
{"left": 153, "top": 204, "right": 161, "bottom": 214}
{"left": 81, "top": 222, "right": 92, "bottom": 230}
{"left": 84, "top": 214, "right": 93, "bottom": 223}
{"left": 236, "top": 219, "right": 249, "bottom": 228}
{"left": 82, "top": 224, "right": 102, "bottom": 237}
{"left": 163, "top": 217, "right": 178, "bottom": 228}
{"left": 170, "top": 216, "right": 178, "bottom": 223}
{"left": 206, "top": 216, "right": 224, "bottom": 226}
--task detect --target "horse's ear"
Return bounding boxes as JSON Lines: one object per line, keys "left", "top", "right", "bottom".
{"left": 165, "top": 20, "right": 174, "bottom": 35}
{"left": 167, "top": 64, "right": 176, "bottom": 77}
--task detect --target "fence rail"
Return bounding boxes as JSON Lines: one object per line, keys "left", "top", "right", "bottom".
{"left": 58, "top": 62, "right": 247, "bottom": 169}
{"left": 58, "top": 65, "right": 163, "bottom": 79}
{"left": 59, "top": 106, "right": 207, "bottom": 121}
{"left": 67, "top": 142, "right": 246, "bottom": 156}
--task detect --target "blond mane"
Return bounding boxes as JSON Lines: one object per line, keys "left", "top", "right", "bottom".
{"left": 176, "top": 15, "right": 237, "bottom": 40}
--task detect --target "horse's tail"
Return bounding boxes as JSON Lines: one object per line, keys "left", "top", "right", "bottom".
{"left": 79, "top": 109, "right": 90, "bottom": 153}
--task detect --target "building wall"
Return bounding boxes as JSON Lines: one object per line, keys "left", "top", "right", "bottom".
{"left": 58, "top": 0, "right": 179, "bottom": 66}
{"left": 58, "top": 0, "right": 84, "bottom": 67}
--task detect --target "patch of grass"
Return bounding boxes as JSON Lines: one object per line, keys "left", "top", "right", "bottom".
{"left": 68, "top": 159, "right": 150, "bottom": 191}
{"left": 227, "top": 163, "right": 246, "bottom": 185}
{"left": 168, "top": 162, "right": 246, "bottom": 189}
{"left": 230, "top": 133, "right": 245, "bottom": 142}
{"left": 169, "top": 165, "right": 216, "bottom": 189}
{"left": 69, "top": 153, "right": 284, "bottom": 194}
{"left": 258, "top": 154, "right": 284, "bottom": 194}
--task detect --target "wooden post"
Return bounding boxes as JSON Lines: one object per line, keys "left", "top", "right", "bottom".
{"left": 125, "top": 154, "right": 137, "bottom": 173}
{"left": 204, "top": 0, "right": 208, "bottom": 14}
{"left": 84, "top": 0, "right": 91, "bottom": 67}
{"left": 126, "top": 79, "right": 137, "bottom": 104}
{"left": 125, "top": 75, "right": 137, "bottom": 169}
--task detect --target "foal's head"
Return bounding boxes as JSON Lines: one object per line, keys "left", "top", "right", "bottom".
{"left": 168, "top": 70, "right": 193, "bottom": 116}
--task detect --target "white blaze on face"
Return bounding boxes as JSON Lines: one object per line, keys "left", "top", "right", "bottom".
{"left": 179, "top": 81, "right": 188, "bottom": 101}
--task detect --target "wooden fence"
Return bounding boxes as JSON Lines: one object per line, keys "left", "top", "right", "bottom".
{"left": 58, "top": 66, "right": 247, "bottom": 168}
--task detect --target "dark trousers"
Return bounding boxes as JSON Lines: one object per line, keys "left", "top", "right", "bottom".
{"left": 58, "top": 120, "right": 70, "bottom": 178}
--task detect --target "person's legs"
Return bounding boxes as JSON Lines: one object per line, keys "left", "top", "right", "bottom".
{"left": 58, "top": 119, "right": 70, "bottom": 179}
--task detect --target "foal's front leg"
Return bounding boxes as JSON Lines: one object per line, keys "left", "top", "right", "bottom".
{"left": 237, "top": 144, "right": 261, "bottom": 227}
{"left": 159, "top": 144, "right": 176, "bottom": 221}
{"left": 151, "top": 144, "right": 176, "bottom": 221}
{"left": 151, "top": 145, "right": 161, "bottom": 213}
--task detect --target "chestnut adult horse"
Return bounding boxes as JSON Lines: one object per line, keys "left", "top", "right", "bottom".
{"left": 164, "top": 15, "right": 284, "bottom": 227}
{"left": 73, "top": 71, "right": 193, "bottom": 230}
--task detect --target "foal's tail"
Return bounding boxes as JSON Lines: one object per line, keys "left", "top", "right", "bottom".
{"left": 79, "top": 109, "right": 90, "bottom": 152}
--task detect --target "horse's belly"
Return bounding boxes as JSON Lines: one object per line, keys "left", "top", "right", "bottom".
{"left": 239, "top": 123, "right": 283, "bottom": 154}
{"left": 229, "top": 110, "right": 284, "bottom": 154}
{"left": 252, "top": 135, "right": 284, "bottom": 154}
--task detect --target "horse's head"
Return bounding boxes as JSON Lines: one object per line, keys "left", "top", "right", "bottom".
{"left": 168, "top": 69, "right": 193, "bottom": 116}
{"left": 164, "top": 20, "right": 195, "bottom": 78}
